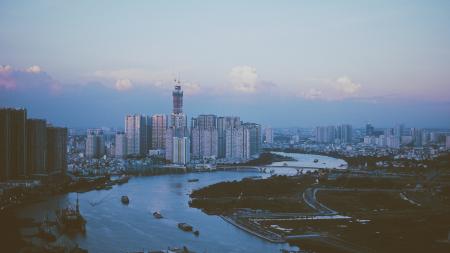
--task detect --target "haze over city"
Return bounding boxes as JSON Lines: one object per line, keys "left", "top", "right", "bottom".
{"left": 1, "top": 0, "right": 450, "bottom": 128}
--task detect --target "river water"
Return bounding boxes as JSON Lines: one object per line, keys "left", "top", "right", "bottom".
{"left": 17, "top": 153, "right": 346, "bottom": 253}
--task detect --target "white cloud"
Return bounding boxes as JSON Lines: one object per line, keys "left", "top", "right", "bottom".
{"left": 300, "top": 88, "right": 323, "bottom": 100}
{"left": 335, "top": 76, "right": 361, "bottom": 94}
{"left": 182, "top": 82, "right": 201, "bottom": 95}
{"left": 0, "top": 65, "right": 12, "bottom": 73}
{"left": 229, "top": 65, "right": 259, "bottom": 93}
{"left": 26, "top": 65, "right": 41, "bottom": 73}
{"left": 115, "top": 79, "right": 133, "bottom": 91}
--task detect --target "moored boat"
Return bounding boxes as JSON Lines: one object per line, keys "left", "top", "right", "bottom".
{"left": 55, "top": 194, "right": 86, "bottom": 233}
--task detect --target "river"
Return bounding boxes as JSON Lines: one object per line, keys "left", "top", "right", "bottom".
{"left": 17, "top": 152, "right": 346, "bottom": 253}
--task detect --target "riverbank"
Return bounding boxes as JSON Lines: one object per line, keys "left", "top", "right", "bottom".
{"left": 189, "top": 166, "right": 450, "bottom": 253}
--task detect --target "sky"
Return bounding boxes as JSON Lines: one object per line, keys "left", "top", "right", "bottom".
{"left": 1, "top": 0, "right": 450, "bottom": 128}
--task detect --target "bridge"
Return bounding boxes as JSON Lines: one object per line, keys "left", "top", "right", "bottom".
{"left": 217, "top": 164, "right": 343, "bottom": 172}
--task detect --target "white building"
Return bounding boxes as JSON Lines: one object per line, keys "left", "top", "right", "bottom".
{"left": 85, "top": 129, "right": 105, "bottom": 159}
{"left": 172, "top": 137, "right": 190, "bottom": 165}
{"left": 125, "top": 114, "right": 150, "bottom": 156}
{"left": 191, "top": 127, "right": 218, "bottom": 159}
{"left": 114, "top": 132, "right": 127, "bottom": 158}
{"left": 264, "top": 127, "right": 274, "bottom": 144}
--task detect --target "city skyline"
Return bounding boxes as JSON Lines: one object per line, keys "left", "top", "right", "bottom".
{"left": 1, "top": 1, "right": 450, "bottom": 128}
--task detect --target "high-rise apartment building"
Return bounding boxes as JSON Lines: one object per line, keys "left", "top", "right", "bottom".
{"left": 27, "top": 119, "right": 47, "bottom": 175}
{"left": 315, "top": 126, "right": 336, "bottom": 144}
{"left": 336, "top": 124, "right": 352, "bottom": 144}
{"left": 264, "top": 127, "right": 274, "bottom": 144}
{"left": 151, "top": 114, "right": 168, "bottom": 150}
{"left": 172, "top": 137, "right": 190, "bottom": 165}
{"left": 85, "top": 129, "right": 105, "bottom": 159}
{"left": 225, "top": 123, "right": 261, "bottom": 161}
{"left": 217, "top": 116, "right": 241, "bottom": 159}
{"left": 1, "top": 108, "right": 67, "bottom": 181}
{"left": 0, "top": 108, "right": 27, "bottom": 180}
{"left": 125, "top": 114, "right": 151, "bottom": 156}
{"left": 365, "top": 123, "right": 374, "bottom": 137}
{"left": 46, "top": 126, "right": 68, "bottom": 175}
{"left": 114, "top": 131, "right": 127, "bottom": 158}
{"left": 410, "top": 128, "right": 423, "bottom": 147}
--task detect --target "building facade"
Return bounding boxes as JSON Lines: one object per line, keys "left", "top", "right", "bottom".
{"left": 172, "top": 137, "right": 190, "bottom": 165}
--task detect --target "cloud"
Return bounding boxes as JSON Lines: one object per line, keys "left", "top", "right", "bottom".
{"left": 115, "top": 79, "right": 133, "bottom": 91}
{"left": 0, "top": 65, "right": 15, "bottom": 89}
{"left": 297, "top": 76, "right": 362, "bottom": 101}
{"left": 229, "top": 65, "right": 259, "bottom": 93}
{"left": 182, "top": 81, "right": 201, "bottom": 95}
{"left": 0, "top": 64, "right": 61, "bottom": 94}
{"left": 227, "top": 65, "right": 277, "bottom": 94}
{"left": 300, "top": 88, "right": 323, "bottom": 100}
{"left": 26, "top": 65, "right": 42, "bottom": 73}
{"left": 335, "top": 76, "right": 361, "bottom": 94}
{"left": 93, "top": 68, "right": 203, "bottom": 94}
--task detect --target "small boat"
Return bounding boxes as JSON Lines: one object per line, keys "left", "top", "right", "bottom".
{"left": 178, "top": 223, "right": 193, "bottom": 232}
{"left": 187, "top": 178, "right": 199, "bottom": 182}
{"left": 55, "top": 194, "right": 86, "bottom": 233}
{"left": 121, "top": 195, "right": 129, "bottom": 204}
{"left": 153, "top": 211, "right": 163, "bottom": 219}
{"left": 115, "top": 175, "right": 130, "bottom": 185}
{"left": 314, "top": 159, "right": 319, "bottom": 163}
{"left": 193, "top": 230, "right": 200, "bottom": 236}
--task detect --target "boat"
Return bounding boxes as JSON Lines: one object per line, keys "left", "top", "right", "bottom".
{"left": 121, "top": 195, "right": 129, "bottom": 204}
{"left": 115, "top": 175, "right": 130, "bottom": 185}
{"left": 153, "top": 211, "right": 163, "bottom": 219}
{"left": 38, "top": 215, "right": 57, "bottom": 241}
{"left": 187, "top": 178, "right": 199, "bottom": 182}
{"left": 177, "top": 223, "right": 193, "bottom": 232}
{"left": 55, "top": 194, "right": 86, "bottom": 233}
{"left": 314, "top": 159, "right": 319, "bottom": 163}
{"left": 193, "top": 230, "right": 200, "bottom": 236}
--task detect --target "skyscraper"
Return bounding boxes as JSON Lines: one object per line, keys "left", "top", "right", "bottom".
{"left": 315, "top": 126, "right": 336, "bottom": 144}
{"left": 166, "top": 84, "right": 189, "bottom": 163}
{"left": 394, "top": 124, "right": 404, "bottom": 139}
{"left": 410, "top": 128, "right": 423, "bottom": 147}
{"left": 0, "top": 108, "right": 13, "bottom": 181}
{"left": 225, "top": 122, "right": 261, "bottom": 161}
{"left": 217, "top": 116, "right": 241, "bottom": 159}
{"left": 27, "top": 119, "right": 47, "bottom": 175}
{"left": 172, "top": 84, "right": 183, "bottom": 114}
{"left": 125, "top": 114, "right": 150, "bottom": 156}
{"left": 151, "top": 114, "right": 168, "bottom": 150}
{"left": 85, "top": 129, "right": 105, "bottom": 159}
{"left": 0, "top": 108, "right": 27, "bottom": 180}
{"left": 114, "top": 131, "right": 127, "bottom": 158}
{"left": 264, "top": 127, "right": 274, "bottom": 144}
{"left": 336, "top": 124, "right": 352, "bottom": 144}
{"left": 172, "top": 137, "right": 190, "bottom": 165}
{"left": 191, "top": 115, "right": 218, "bottom": 159}
{"left": 46, "top": 126, "right": 67, "bottom": 175}
{"left": 365, "top": 123, "right": 374, "bottom": 137}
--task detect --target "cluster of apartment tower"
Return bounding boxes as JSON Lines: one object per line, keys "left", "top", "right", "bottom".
{"left": 0, "top": 108, "right": 67, "bottom": 181}
{"left": 315, "top": 124, "right": 353, "bottom": 144}
{"left": 85, "top": 85, "right": 262, "bottom": 164}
